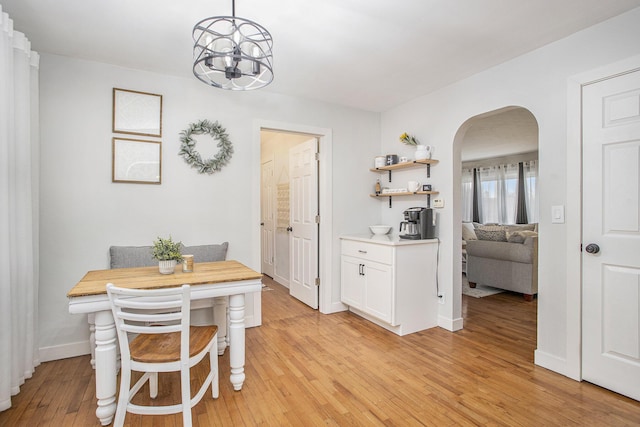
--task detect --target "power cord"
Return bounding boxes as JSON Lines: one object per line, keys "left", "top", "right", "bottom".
{"left": 436, "top": 237, "right": 442, "bottom": 299}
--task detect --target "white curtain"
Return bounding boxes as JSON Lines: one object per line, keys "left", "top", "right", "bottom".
{"left": 461, "top": 161, "right": 538, "bottom": 225}
{"left": 524, "top": 160, "right": 539, "bottom": 223}
{"left": 478, "top": 164, "right": 518, "bottom": 224}
{"left": 0, "top": 8, "right": 40, "bottom": 412}
{"left": 461, "top": 168, "right": 473, "bottom": 222}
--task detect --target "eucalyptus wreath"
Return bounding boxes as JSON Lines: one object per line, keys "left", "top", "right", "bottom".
{"left": 178, "top": 119, "right": 233, "bottom": 174}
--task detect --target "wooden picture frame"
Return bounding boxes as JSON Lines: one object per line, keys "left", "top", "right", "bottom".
{"left": 112, "top": 88, "right": 163, "bottom": 137}
{"left": 112, "top": 137, "right": 162, "bottom": 184}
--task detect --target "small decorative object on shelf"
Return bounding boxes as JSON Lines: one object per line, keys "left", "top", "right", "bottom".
{"left": 399, "top": 133, "right": 432, "bottom": 160}
{"left": 375, "top": 179, "right": 382, "bottom": 195}
{"left": 415, "top": 144, "right": 432, "bottom": 160}
{"left": 399, "top": 133, "right": 419, "bottom": 146}
{"left": 151, "top": 236, "right": 183, "bottom": 274}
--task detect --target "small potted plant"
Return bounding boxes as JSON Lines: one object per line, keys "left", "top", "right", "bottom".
{"left": 151, "top": 236, "right": 183, "bottom": 274}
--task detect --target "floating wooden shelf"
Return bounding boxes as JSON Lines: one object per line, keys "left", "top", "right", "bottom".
{"left": 370, "top": 191, "right": 439, "bottom": 198}
{"left": 369, "top": 159, "right": 439, "bottom": 173}
{"left": 370, "top": 191, "right": 440, "bottom": 208}
{"left": 370, "top": 159, "right": 439, "bottom": 181}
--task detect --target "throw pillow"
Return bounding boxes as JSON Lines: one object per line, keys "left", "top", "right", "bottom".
{"left": 475, "top": 229, "right": 507, "bottom": 242}
{"left": 507, "top": 230, "right": 538, "bottom": 243}
{"left": 507, "top": 233, "right": 526, "bottom": 243}
{"left": 462, "top": 222, "right": 477, "bottom": 241}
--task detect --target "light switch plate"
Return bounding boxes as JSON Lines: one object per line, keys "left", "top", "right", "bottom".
{"left": 552, "top": 205, "right": 565, "bottom": 224}
{"left": 433, "top": 198, "right": 445, "bottom": 208}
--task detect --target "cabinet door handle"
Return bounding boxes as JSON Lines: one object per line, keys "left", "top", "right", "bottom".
{"left": 358, "top": 250, "right": 367, "bottom": 254}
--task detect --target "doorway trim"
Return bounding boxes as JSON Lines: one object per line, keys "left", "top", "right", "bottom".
{"left": 253, "top": 119, "right": 334, "bottom": 313}
{"left": 565, "top": 53, "right": 640, "bottom": 381}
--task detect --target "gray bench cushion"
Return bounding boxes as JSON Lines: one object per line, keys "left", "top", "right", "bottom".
{"left": 109, "top": 246, "right": 157, "bottom": 269}
{"left": 182, "top": 242, "right": 228, "bottom": 263}
{"left": 110, "top": 242, "right": 229, "bottom": 269}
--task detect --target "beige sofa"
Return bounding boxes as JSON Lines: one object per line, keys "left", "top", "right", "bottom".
{"left": 463, "top": 223, "right": 538, "bottom": 301}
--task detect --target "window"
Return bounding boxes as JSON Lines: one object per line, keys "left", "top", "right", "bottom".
{"left": 462, "top": 161, "right": 538, "bottom": 224}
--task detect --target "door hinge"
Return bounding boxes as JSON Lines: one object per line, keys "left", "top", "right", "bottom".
{"left": 315, "top": 277, "right": 320, "bottom": 287}
{"left": 315, "top": 215, "right": 320, "bottom": 224}
{"left": 315, "top": 152, "right": 320, "bottom": 161}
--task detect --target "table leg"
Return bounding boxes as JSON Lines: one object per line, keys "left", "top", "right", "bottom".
{"left": 213, "top": 296, "right": 228, "bottom": 355}
{"left": 94, "top": 310, "right": 117, "bottom": 426}
{"left": 88, "top": 313, "right": 96, "bottom": 369}
{"left": 228, "top": 293, "right": 246, "bottom": 391}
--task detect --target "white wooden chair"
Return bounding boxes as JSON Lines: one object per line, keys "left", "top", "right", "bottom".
{"left": 106, "top": 284, "right": 219, "bottom": 427}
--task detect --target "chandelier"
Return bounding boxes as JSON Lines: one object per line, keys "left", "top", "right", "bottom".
{"left": 192, "top": 0, "right": 274, "bottom": 90}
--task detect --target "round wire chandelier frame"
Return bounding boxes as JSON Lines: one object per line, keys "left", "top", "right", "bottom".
{"left": 193, "top": 15, "right": 274, "bottom": 90}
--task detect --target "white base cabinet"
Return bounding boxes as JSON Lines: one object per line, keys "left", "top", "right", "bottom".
{"left": 340, "top": 235, "right": 439, "bottom": 336}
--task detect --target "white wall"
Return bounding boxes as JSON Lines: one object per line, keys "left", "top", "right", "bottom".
{"left": 39, "top": 54, "right": 380, "bottom": 360}
{"left": 380, "top": 7, "right": 640, "bottom": 378}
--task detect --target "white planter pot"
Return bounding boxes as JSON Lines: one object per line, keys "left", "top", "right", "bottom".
{"left": 415, "top": 145, "right": 432, "bottom": 160}
{"left": 158, "top": 260, "right": 177, "bottom": 274}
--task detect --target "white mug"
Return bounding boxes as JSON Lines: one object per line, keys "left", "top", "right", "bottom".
{"left": 408, "top": 180, "right": 421, "bottom": 192}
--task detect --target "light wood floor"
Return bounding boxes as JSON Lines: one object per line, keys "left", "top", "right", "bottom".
{"left": 1, "top": 277, "right": 639, "bottom": 426}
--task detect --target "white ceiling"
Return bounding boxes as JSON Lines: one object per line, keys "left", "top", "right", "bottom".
{"left": 3, "top": 0, "right": 640, "bottom": 112}
{"left": 461, "top": 107, "right": 538, "bottom": 162}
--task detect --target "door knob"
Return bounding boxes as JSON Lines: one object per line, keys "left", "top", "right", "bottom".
{"left": 585, "top": 243, "right": 600, "bottom": 254}
{"left": 260, "top": 222, "right": 264, "bottom": 226}
{"left": 286, "top": 226, "right": 293, "bottom": 232}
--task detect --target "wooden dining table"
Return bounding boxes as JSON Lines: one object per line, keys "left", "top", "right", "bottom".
{"left": 67, "top": 260, "right": 262, "bottom": 426}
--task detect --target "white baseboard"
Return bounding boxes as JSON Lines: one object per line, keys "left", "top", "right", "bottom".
{"left": 534, "top": 349, "right": 580, "bottom": 381}
{"left": 272, "top": 274, "right": 289, "bottom": 288}
{"left": 438, "top": 315, "right": 464, "bottom": 331}
{"left": 320, "top": 301, "right": 348, "bottom": 314}
{"left": 39, "top": 341, "right": 90, "bottom": 363}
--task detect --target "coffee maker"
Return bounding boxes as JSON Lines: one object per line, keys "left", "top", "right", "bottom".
{"left": 399, "top": 207, "right": 436, "bottom": 239}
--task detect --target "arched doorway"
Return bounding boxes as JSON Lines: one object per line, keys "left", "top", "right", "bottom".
{"left": 453, "top": 106, "right": 539, "bottom": 323}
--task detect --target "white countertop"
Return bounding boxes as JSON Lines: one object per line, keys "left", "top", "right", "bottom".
{"left": 340, "top": 234, "right": 438, "bottom": 246}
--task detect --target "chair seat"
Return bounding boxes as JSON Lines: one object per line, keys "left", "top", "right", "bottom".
{"left": 130, "top": 325, "right": 218, "bottom": 363}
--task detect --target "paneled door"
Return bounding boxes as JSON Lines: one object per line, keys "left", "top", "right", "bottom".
{"left": 582, "top": 68, "right": 640, "bottom": 401}
{"left": 289, "top": 138, "right": 319, "bottom": 309}
{"left": 260, "top": 158, "right": 275, "bottom": 278}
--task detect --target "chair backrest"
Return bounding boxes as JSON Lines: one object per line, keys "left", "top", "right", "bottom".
{"left": 106, "top": 284, "right": 191, "bottom": 363}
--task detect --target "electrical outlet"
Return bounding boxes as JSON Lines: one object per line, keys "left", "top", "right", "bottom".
{"left": 433, "top": 198, "right": 445, "bottom": 208}
{"left": 438, "top": 292, "right": 445, "bottom": 304}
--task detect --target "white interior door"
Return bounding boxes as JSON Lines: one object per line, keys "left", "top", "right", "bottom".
{"left": 582, "top": 69, "right": 640, "bottom": 401}
{"left": 289, "top": 138, "right": 319, "bottom": 309}
{"left": 260, "top": 158, "right": 275, "bottom": 277}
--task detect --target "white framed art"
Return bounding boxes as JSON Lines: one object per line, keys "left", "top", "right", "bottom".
{"left": 112, "top": 137, "right": 161, "bottom": 184}
{"left": 112, "top": 88, "right": 163, "bottom": 137}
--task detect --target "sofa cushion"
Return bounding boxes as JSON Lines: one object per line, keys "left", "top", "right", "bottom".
{"left": 181, "top": 242, "right": 228, "bottom": 262}
{"left": 466, "top": 239, "right": 534, "bottom": 264}
{"left": 462, "top": 222, "right": 477, "bottom": 241}
{"left": 507, "top": 230, "right": 538, "bottom": 243}
{"left": 475, "top": 225, "right": 507, "bottom": 242}
{"left": 476, "top": 229, "right": 507, "bottom": 241}
{"left": 505, "top": 223, "right": 537, "bottom": 233}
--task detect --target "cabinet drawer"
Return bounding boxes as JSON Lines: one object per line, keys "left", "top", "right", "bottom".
{"left": 341, "top": 240, "right": 393, "bottom": 265}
